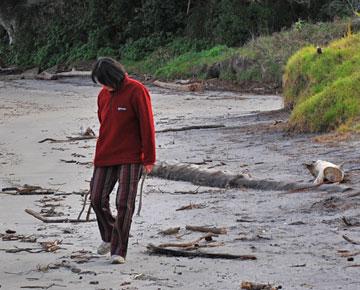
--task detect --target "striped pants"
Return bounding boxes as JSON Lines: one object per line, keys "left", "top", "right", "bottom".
{"left": 90, "top": 164, "right": 142, "bottom": 257}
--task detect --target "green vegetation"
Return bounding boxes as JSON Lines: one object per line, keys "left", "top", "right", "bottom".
{"left": 0, "top": 0, "right": 356, "bottom": 71}
{"left": 283, "top": 33, "right": 360, "bottom": 132}
{"left": 125, "top": 19, "right": 357, "bottom": 86}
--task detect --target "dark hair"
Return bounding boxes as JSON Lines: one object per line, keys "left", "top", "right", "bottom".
{"left": 91, "top": 57, "right": 126, "bottom": 90}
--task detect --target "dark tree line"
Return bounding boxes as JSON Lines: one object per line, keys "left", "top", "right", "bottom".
{"left": 0, "top": 0, "right": 357, "bottom": 66}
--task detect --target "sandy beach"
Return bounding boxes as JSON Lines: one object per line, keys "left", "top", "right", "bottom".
{"left": 0, "top": 77, "right": 359, "bottom": 290}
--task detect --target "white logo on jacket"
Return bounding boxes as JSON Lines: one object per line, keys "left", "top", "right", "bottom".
{"left": 117, "top": 107, "right": 127, "bottom": 111}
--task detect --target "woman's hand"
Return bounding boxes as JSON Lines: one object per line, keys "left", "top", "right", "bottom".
{"left": 144, "top": 164, "right": 154, "bottom": 174}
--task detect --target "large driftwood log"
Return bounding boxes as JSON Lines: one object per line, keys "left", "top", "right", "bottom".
{"left": 151, "top": 162, "right": 350, "bottom": 192}
{"left": 305, "top": 160, "right": 344, "bottom": 184}
{"left": 147, "top": 243, "right": 257, "bottom": 260}
{"left": 153, "top": 80, "right": 204, "bottom": 92}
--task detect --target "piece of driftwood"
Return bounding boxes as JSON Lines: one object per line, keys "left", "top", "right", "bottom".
{"left": 147, "top": 243, "right": 256, "bottom": 260}
{"left": 342, "top": 235, "right": 360, "bottom": 245}
{"left": 136, "top": 172, "right": 148, "bottom": 216}
{"left": 2, "top": 247, "right": 45, "bottom": 253}
{"left": 241, "top": 281, "right": 280, "bottom": 290}
{"left": 153, "top": 80, "right": 204, "bottom": 92}
{"left": 20, "top": 283, "right": 66, "bottom": 289}
{"left": 1, "top": 185, "right": 54, "bottom": 195}
{"left": 176, "top": 203, "right": 205, "bottom": 211}
{"left": 77, "top": 190, "right": 90, "bottom": 220}
{"left": 151, "top": 161, "right": 350, "bottom": 192}
{"left": 338, "top": 250, "right": 360, "bottom": 257}
{"left": 38, "top": 135, "right": 96, "bottom": 143}
{"left": 158, "top": 227, "right": 181, "bottom": 235}
{"left": 25, "top": 209, "right": 95, "bottom": 223}
{"left": 158, "top": 233, "right": 217, "bottom": 249}
{"left": 156, "top": 125, "right": 225, "bottom": 133}
{"left": 305, "top": 160, "right": 344, "bottom": 184}
{"left": 186, "top": 225, "right": 227, "bottom": 235}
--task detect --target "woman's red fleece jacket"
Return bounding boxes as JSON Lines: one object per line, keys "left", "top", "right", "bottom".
{"left": 94, "top": 75, "right": 156, "bottom": 167}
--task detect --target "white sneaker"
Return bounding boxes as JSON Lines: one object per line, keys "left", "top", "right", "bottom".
{"left": 110, "top": 255, "right": 126, "bottom": 264}
{"left": 97, "top": 241, "right": 111, "bottom": 255}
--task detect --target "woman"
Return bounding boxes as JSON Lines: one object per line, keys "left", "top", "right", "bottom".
{"left": 90, "top": 57, "right": 156, "bottom": 264}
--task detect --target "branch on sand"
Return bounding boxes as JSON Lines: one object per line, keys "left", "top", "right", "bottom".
{"left": 342, "top": 235, "right": 360, "bottom": 245}
{"left": 157, "top": 233, "right": 219, "bottom": 250}
{"left": 147, "top": 243, "right": 256, "bottom": 260}
{"left": 241, "top": 281, "right": 281, "bottom": 290}
{"left": 25, "top": 209, "right": 95, "bottom": 223}
{"left": 185, "top": 225, "right": 227, "bottom": 235}
{"left": 156, "top": 124, "right": 225, "bottom": 133}
{"left": 2, "top": 185, "right": 54, "bottom": 195}
{"left": 151, "top": 161, "right": 351, "bottom": 192}
{"left": 38, "top": 136, "right": 96, "bottom": 143}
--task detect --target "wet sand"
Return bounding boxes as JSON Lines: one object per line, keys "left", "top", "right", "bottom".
{"left": 0, "top": 78, "right": 359, "bottom": 290}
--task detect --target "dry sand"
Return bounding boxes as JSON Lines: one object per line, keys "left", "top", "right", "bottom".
{"left": 0, "top": 78, "right": 359, "bottom": 290}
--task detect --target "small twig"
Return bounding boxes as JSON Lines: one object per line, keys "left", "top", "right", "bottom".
{"left": 342, "top": 235, "right": 360, "bottom": 245}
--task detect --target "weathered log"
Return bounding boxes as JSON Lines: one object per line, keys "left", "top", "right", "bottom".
{"left": 25, "top": 209, "right": 95, "bottom": 223}
{"left": 153, "top": 80, "right": 204, "bottom": 92}
{"left": 305, "top": 160, "right": 344, "bottom": 184}
{"left": 151, "top": 162, "right": 350, "bottom": 192}
{"left": 186, "top": 225, "right": 227, "bottom": 235}
{"left": 146, "top": 243, "right": 256, "bottom": 260}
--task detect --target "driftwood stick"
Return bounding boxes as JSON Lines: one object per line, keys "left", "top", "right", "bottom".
{"left": 85, "top": 204, "right": 92, "bottom": 221}
{"left": 1, "top": 247, "right": 45, "bottom": 253}
{"left": 159, "top": 227, "right": 181, "bottom": 235}
{"left": 77, "top": 190, "right": 90, "bottom": 220}
{"left": 176, "top": 203, "right": 205, "bottom": 211}
{"left": 136, "top": 172, "right": 148, "bottom": 216}
{"left": 342, "top": 235, "right": 360, "bottom": 245}
{"left": 147, "top": 243, "right": 256, "bottom": 260}
{"left": 20, "top": 283, "right": 66, "bottom": 289}
{"left": 25, "top": 209, "right": 95, "bottom": 223}
{"left": 241, "top": 281, "right": 279, "bottom": 290}
{"left": 156, "top": 125, "right": 225, "bottom": 133}
{"left": 158, "top": 233, "right": 217, "bottom": 248}
{"left": 151, "top": 161, "right": 350, "bottom": 192}
{"left": 38, "top": 136, "right": 96, "bottom": 143}
{"left": 186, "top": 225, "right": 227, "bottom": 235}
